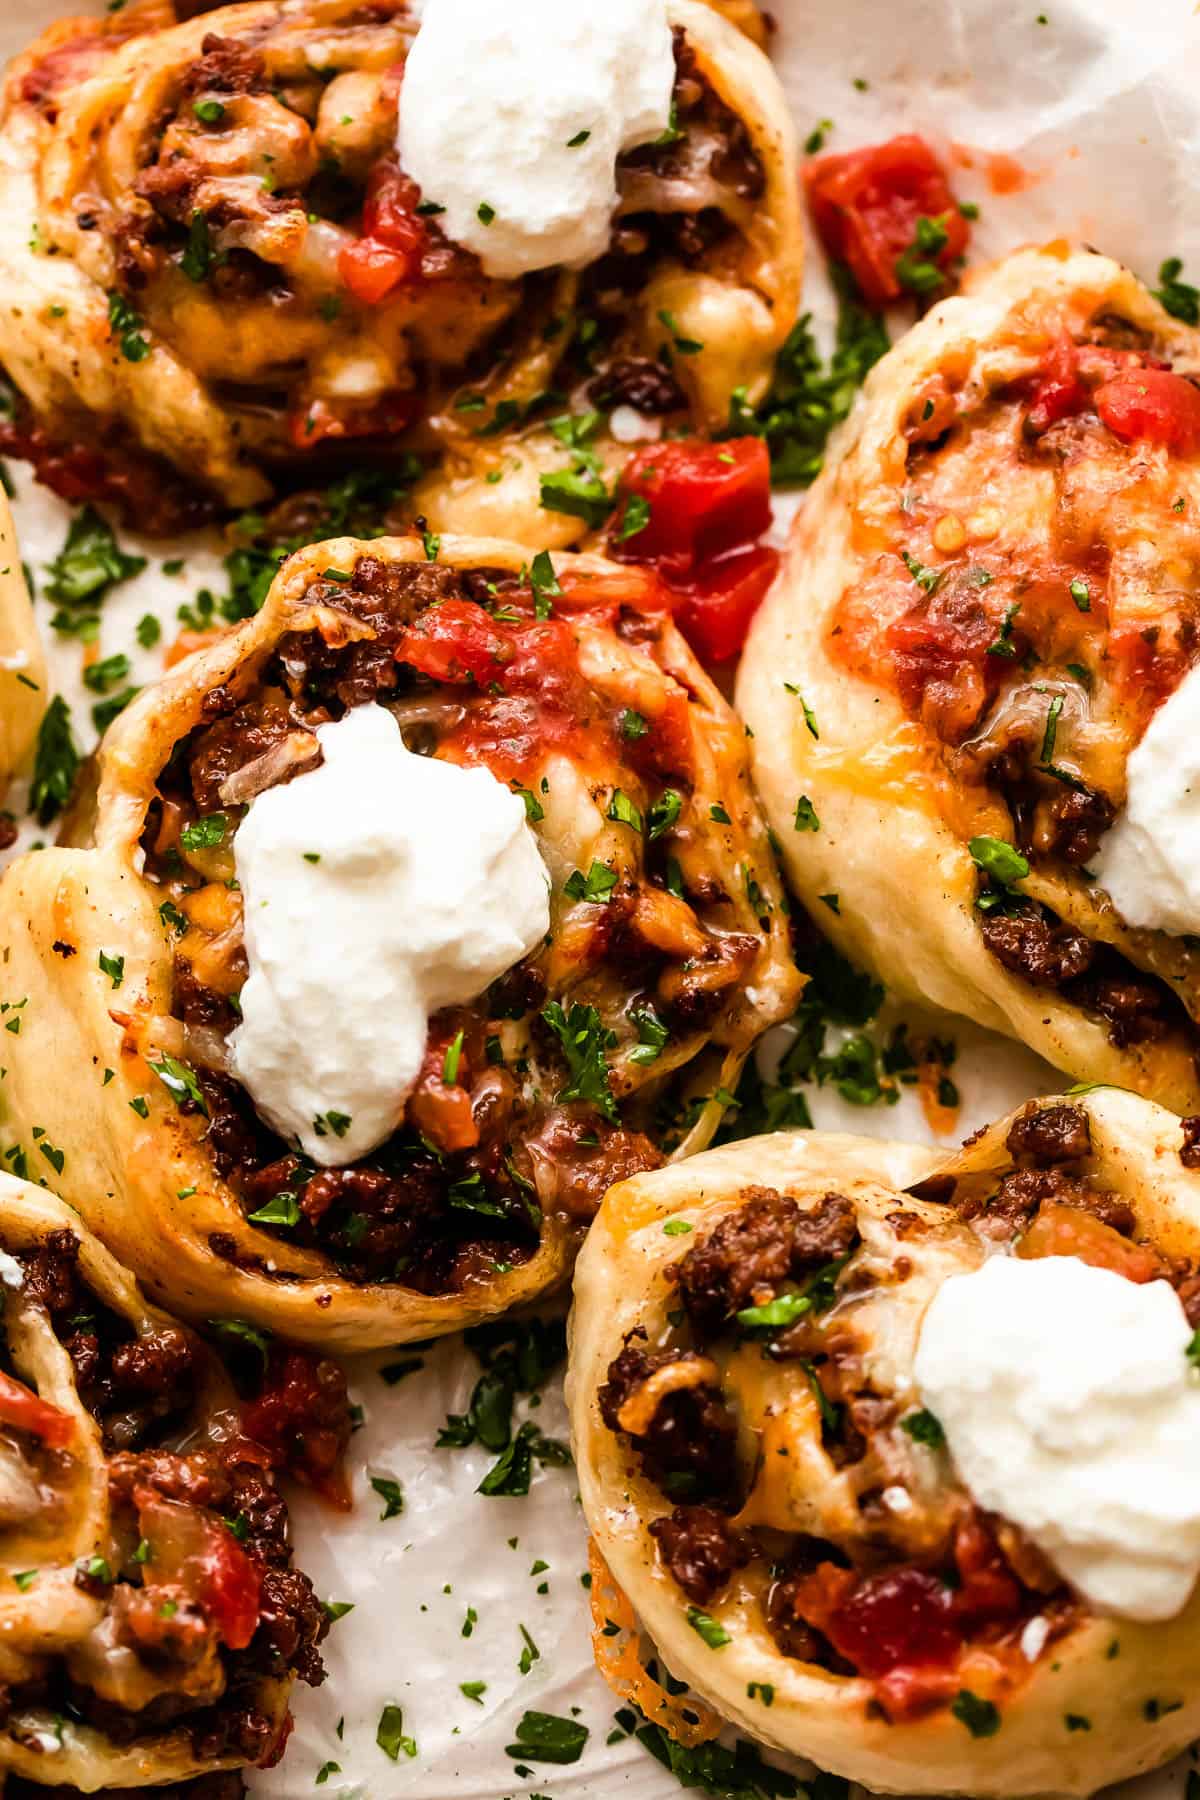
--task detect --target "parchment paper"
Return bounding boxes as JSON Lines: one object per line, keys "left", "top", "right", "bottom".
{"left": 1, "top": 0, "right": 1199, "bottom": 1793}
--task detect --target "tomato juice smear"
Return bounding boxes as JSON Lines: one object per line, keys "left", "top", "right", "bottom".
{"left": 392, "top": 569, "right": 696, "bottom": 787}
{"left": 825, "top": 332, "right": 1200, "bottom": 750}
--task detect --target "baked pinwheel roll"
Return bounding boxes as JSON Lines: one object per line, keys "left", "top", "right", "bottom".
{"left": 0, "top": 1172, "right": 331, "bottom": 1792}
{"left": 0, "top": 488, "right": 44, "bottom": 802}
{"left": 739, "top": 245, "right": 1200, "bottom": 1111}
{"left": 0, "top": 535, "right": 798, "bottom": 1351}
{"left": 0, "top": 0, "right": 799, "bottom": 536}
{"left": 571, "top": 1086, "right": 1200, "bottom": 1796}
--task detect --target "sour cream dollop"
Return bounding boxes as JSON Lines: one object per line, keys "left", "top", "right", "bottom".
{"left": 913, "top": 1254, "right": 1200, "bottom": 1622}
{"left": 230, "top": 704, "right": 550, "bottom": 1166}
{"left": 1093, "top": 662, "right": 1200, "bottom": 935}
{"left": 397, "top": 0, "right": 675, "bottom": 280}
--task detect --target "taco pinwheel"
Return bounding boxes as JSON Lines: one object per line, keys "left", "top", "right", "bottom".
{"left": 739, "top": 246, "right": 1200, "bottom": 1110}
{"left": 0, "top": 533, "right": 799, "bottom": 1351}
{"left": 0, "top": 0, "right": 799, "bottom": 539}
{"left": 571, "top": 1086, "right": 1200, "bottom": 1795}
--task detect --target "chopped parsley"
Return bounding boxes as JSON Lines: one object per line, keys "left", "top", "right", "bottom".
{"left": 442, "top": 1028, "right": 465, "bottom": 1085}
{"left": 647, "top": 788, "right": 682, "bottom": 839}
{"left": 376, "top": 1703, "right": 417, "bottom": 1760}
{"left": 149, "top": 1054, "right": 208, "bottom": 1114}
{"left": 478, "top": 1419, "right": 570, "bottom": 1496}
{"left": 370, "top": 1475, "right": 405, "bottom": 1520}
{"left": 901, "top": 548, "right": 943, "bottom": 595}
{"left": 794, "top": 794, "right": 820, "bottom": 832}
{"left": 180, "top": 210, "right": 224, "bottom": 283}
{"left": 539, "top": 467, "right": 612, "bottom": 528}
{"left": 968, "top": 835, "right": 1029, "bottom": 888}
{"left": 901, "top": 1408, "right": 946, "bottom": 1449}
{"left": 30, "top": 694, "right": 79, "bottom": 824}
{"left": 529, "top": 548, "right": 562, "bottom": 618}
{"left": 728, "top": 265, "right": 888, "bottom": 486}
{"left": 686, "top": 1606, "right": 732, "bottom": 1649}
{"left": 608, "top": 789, "right": 643, "bottom": 832}
{"left": 1069, "top": 576, "right": 1091, "bottom": 612}
{"left": 617, "top": 492, "right": 652, "bottom": 541}
{"left": 986, "top": 602, "right": 1020, "bottom": 659}
{"left": 505, "top": 1710, "right": 589, "bottom": 1765}
{"left": 952, "top": 1690, "right": 1001, "bottom": 1737}
{"left": 97, "top": 951, "right": 124, "bottom": 990}
{"left": 246, "top": 1190, "right": 301, "bottom": 1228}
{"left": 629, "top": 1004, "right": 669, "bottom": 1066}
{"left": 895, "top": 212, "right": 951, "bottom": 296}
{"left": 735, "top": 1290, "right": 812, "bottom": 1330}
{"left": 1040, "top": 694, "right": 1064, "bottom": 764}
{"left": 180, "top": 812, "right": 227, "bottom": 851}
{"left": 634, "top": 1718, "right": 806, "bottom": 1797}
{"left": 83, "top": 652, "right": 131, "bottom": 694}
{"left": 564, "top": 861, "right": 618, "bottom": 904}
{"left": 45, "top": 506, "right": 146, "bottom": 634}
{"left": 107, "top": 291, "right": 150, "bottom": 362}
{"left": 542, "top": 1000, "right": 618, "bottom": 1123}
{"left": 1153, "top": 256, "right": 1200, "bottom": 325}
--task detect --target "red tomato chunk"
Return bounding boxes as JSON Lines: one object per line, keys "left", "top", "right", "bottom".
{"left": 806, "top": 134, "right": 969, "bottom": 308}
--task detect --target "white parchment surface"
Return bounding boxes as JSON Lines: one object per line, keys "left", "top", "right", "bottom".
{"left": 1, "top": 0, "right": 1199, "bottom": 1794}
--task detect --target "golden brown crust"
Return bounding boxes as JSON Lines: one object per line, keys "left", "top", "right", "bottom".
{"left": 568, "top": 1089, "right": 1200, "bottom": 1795}
{"left": 0, "top": 533, "right": 799, "bottom": 1351}
{"left": 0, "top": 0, "right": 800, "bottom": 533}
{"left": 0, "top": 1175, "right": 290, "bottom": 1790}
{"left": 737, "top": 245, "right": 1200, "bottom": 1111}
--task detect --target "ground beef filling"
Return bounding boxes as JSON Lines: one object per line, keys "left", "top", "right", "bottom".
{"left": 0, "top": 1236, "right": 328, "bottom": 1766}
{"left": 670, "top": 1187, "right": 859, "bottom": 1342}
{"left": 15, "top": 23, "right": 765, "bottom": 529}
{"left": 597, "top": 1186, "right": 1085, "bottom": 1698}
{"left": 978, "top": 900, "right": 1197, "bottom": 1052}
{"left": 945, "top": 1102, "right": 1200, "bottom": 1319}
{"left": 146, "top": 562, "right": 676, "bottom": 1287}
{"left": 14, "top": 1228, "right": 200, "bottom": 1451}
{"left": 599, "top": 1339, "right": 739, "bottom": 1505}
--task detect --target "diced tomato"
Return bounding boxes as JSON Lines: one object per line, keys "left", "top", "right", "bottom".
{"left": 1024, "top": 337, "right": 1173, "bottom": 437}
{"left": 136, "top": 1491, "right": 262, "bottom": 1651}
{"left": 0, "top": 1368, "right": 74, "bottom": 1447}
{"left": 805, "top": 134, "right": 969, "bottom": 308}
{"left": 407, "top": 1018, "right": 479, "bottom": 1153}
{"left": 1025, "top": 332, "right": 1088, "bottom": 435}
{"left": 396, "top": 598, "right": 515, "bottom": 685}
{"left": 338, "top": 159, "right": 427, "bottom": 306}
{"left": 824, "top": 1566, "right": 962, "bottom": 1677}
{"left": 1095, "top": 368, "right": 1200, "bottom": 454}
{"left": 241, "top": 1348, "right": 353, "bottom": 1509}
{"left": 614, "top": 438, "right": 773, "bottom": 575}
{"left": 670, "top": 543, "right": 779, "bottom": 664}
{"left": 338, "top": 236, "right": 414, "bottom": 306}
{"left": 1017, "top": 1202, "right": 1164, "bottom": 1283}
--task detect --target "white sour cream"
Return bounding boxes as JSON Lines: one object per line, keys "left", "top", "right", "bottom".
{"left": 229, "top": 704, "right": 550, "bottom": 1166}
{"left": 1093, "top": 660, "right": 1200, "bottom": 935}
{"left": 397, "top": 0, "right": 675, "bottom": 280}
{"left": 913, "top": 1254, "right": 1200, "bottom": 1622}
